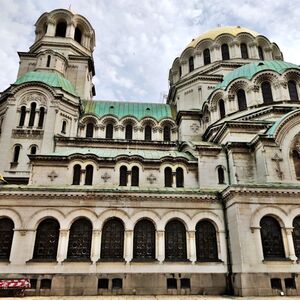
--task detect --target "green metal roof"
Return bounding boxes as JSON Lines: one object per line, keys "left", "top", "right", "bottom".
{"left": 14, "top": 71, "right": 78, "bottom": 96}
{"left": 82, "top": 100, "right": 174, "bottom": 121}
{"left": 215, "top": 60, "right": 300, "bottom": 90}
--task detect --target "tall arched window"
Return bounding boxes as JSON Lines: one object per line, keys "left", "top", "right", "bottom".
{"left": 46, "top": 55, "right": 51, "bottom": 67}
{"left": 61, "top": 121, "right": 67, "bottom": 134}
{"left": 260, "top": 216, "right": 285, "bottom": 259}
{"left": 105, "top": 123, "right": 113, "bottom": 139}
{"left": 189, "top": 56, "right": 194, "bottom": 72}
{"left": 131, "top": 166, "right": 139, "bottom": 186}
{"left": 30, "top": 146, "right": 37, "bottom": 155}
{"left": 163, "top": 125, "right": 171, "bottom": 142}
{"left": 196, "top": 220, "right": 218, "bottom": 261}
{"left": 101, "top": 218, "right": 124, "bottom": 260}
{"left": 292, "top": 216, "right": 300, "bottom": 258}
{"left": 288, "top": 80, "right": 299, "bottom": 101}
{"left": 13, "top": 145, "right": 20, "bottom": 163}
{"left": 240, "top": 43, "right": 248, "bottom": 59}
{"left": 74, "top": 27, "right": 82, "bottom": 44}
{"left": 165, "top": 220, "right": 187, "bottom": 261}
{"left": 261, "top": 81, "right": 273, "bottom": 104}
{"left": 0, "top": 218, "right": 14, "bottom": 260}
{"left": 217, "top": 166, "right": 225, "bottom": 184}
{"left": 28, "top": 102, "right": 36, "bottom": 126}
{"left": 219, "top": 99, "right": 225, "bottom": 119}
{"left": 125, "top": 124, "right": 133, "bottom": 140}
{"left": 67, "top": 218, "right": 92, "bottom": 260}
{"left": 72, "top": 164, "right": 81, "bottom": 185}
{"left": 38, "top": 107, "right": 45, "bottom": 128}
{"left": 221, "top": 44, "right": 230, "bottom": 60}
{"left": 179, "top": 66, "right": 182, "bottom": 78}
{"left": 19, "top": 106, "right": 26, "bottom": 127}
{"left": 176, "top": 167, "right": 184, "bottom": 187}
{"left": 133, "top": 219, "right": 155, "bottom": 260}
{"left": 119, "top": 166, "right": 127, "bottom": 186}
{"left": 86, "top": 123, "right": 94, "bottom": 138}
{"left": 292, "top": 150, "right": 300, "bottom": 179}
{"left": 144, "top": 125, "right": 152, "bottom": 141}
{"left": 237, "top": 89, "right": 247, "bottom": 111}
{"left": 33, "top": 219, "right": 59, "bottom": 260}
{"left": 203, "top": 48, "right": 211, "bottom": 65}
{"left": 55, "top": 21, "right": 67, "bottom": 37}
{"left": 164, "top": 167, "right": 172, "bottom": 187}
{"left": 85, "top": 165, "right": 93, "bottom": 185}
{"left": 258, "top": 46, "right": 264, "bottom": 60}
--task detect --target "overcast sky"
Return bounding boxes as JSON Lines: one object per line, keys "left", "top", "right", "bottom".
{"left": 0, "top": 0, "right": 299, "bottom": 103}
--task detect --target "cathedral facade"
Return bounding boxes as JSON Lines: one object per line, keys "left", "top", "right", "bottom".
{"left": 0, "top": 8, "right": 300, "bottom": 297}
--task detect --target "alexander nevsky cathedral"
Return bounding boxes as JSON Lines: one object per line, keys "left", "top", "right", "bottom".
{"left": 1, "top": 8, "right": 300, "bottom": 297}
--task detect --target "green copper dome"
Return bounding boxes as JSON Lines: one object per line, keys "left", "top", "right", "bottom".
{"left": 215, "top": 60, "right": 300, "bottom": 90}
{"left": 14, "top": 71, "right": 79, "bottom": 96}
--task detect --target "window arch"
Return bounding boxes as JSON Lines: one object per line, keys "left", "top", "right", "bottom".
{"left": 30, "top": 145, "right": 37, "bottom": 155}
{"left": 203, "top": 48, "right": 211, "bottom": 65}
{"left": 163, "top": 125, "right": 171, "bottom": 142}
{"left": 240, "top": 43, "right": 248, "bottom": 59}
{"left": 260, "top": 216, "right": 285, "bottom": 259}
{"left": 288, "top": 80, "right": 299, "bottom": 101}
{"left": 292, "top": 150, "right": 300, "bottom": 179}
{"left": 74, "top": 27, "right": 82, "bottom": 44}
{"left": 85, "top": 165, "right": 93, "bottom": 185}
{"left": 13, "top": 145, "right": 21, "bottom": 163}
{"left": 67, "top": 218, "right": 92, "bottom": 260}
{"left": 196, "top": 220, "right": 218, "bottom": 261}
{"left": 72, "top": 164, "right": 81, "bottom": 185}
{"left": 237, "top": 89, "right": 247, "bottom": 111}
{"left": 105, "top": 123, "right": 113, "bottom": 139}
{"left": 131, "top": 166, "right": 139, "bottom": 186}
{"left": 46, "top": 55, "right": 51, "bottom": 67}
{"left": 144, "top": 125, "right": 152, "bottom": 141}
{"left": 217, "top": 166, "right": 225, "bottom": 184}
{"left": 176, "top": 167, "right": 184, "bottom": 187}
{"left": 0, "top": 218, "right": 14, "bottom": 260}
{"left": 165, "top": 220, "right": 187, "bottom": 261}
{"left": 133, "top": 219, "right": 155, "bottom": 260}
{"left": 38, "top": 107, "right": 45, "bottom": 128}
{"left": 86, "top": 123, "right": 94, "bottom": 138}
{"left": 55, "top": 21, "right": 67, "bottom": 37}
{"left": 221, "top": 44, "right": 230, "bottom": 60}
{"left": 61, "top": 121, "right": 67, "bottom": 134}
{"left": 19, "top": 106, "right": 26, "bottom": 127}
{"left": 164, "top": 167, "right": 172, "bottom": 187}
{"left": 219, "top": 99, "right": 225, "bottom": 119}
{"left": 258, "top": 46, "right": 264, "bottom": 60}
{"left": 188, "top": 56, "right": 194, "bottom": 72}
{"left": 292, "top": 216, "right": 300, "bottom": 258}
{"left": 119, "top": 166, "right": 127, "bottom": 186}
{"left": 125, "top": 124, "right": 133, "bottom": 140}
{"left": 101, "top": 218, "right": 124, "bottom": 260}
{"left": 33, "top": 218, "right": 59, "bottom": 260}
{"left": 261, "top": 81, "right": 273, "bottom": 104}
{"left": 28, "top": 102, "right": 36, "bottom": 127}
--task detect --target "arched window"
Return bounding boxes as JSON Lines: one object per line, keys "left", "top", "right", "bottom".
{"left": 288, "top": 80, "right": 299, "bottom": 101}
{"left": 28, "top": 102, "right": 36, "bottom": 127}
{"left": 55, "top": 21, "right": 67, "bottom": 37}
{"left": 165, "top": 220, "right": 187, "bottom": 261}
{"left": 164, "top": 167, "right": 172, "bottom": 187}
{"left": 13, "top": 145, "right": 20, "bottom": 163}
{"left": 131, "top": 166, "right": 139, "bottom": 186}
{"left": 217, "top": 166, "right": 225, "bottom": 184}
{"left": 100, "top": 218, "right": 124, "bottom": 260}
{"left": 61, "top": 121, "right": 67, "bottom": 134}
{"left": 221, "top": 44, "right": 230, "bottom": 60}
{"left": 144, "top": 125, "right": 152, "bottom": 141}
{"left": 46, "top": 55, "right": 51, "bottom": 67}
{"left": 203, "top": 48, "right": 211, "bottom": 65}
{"left": 33, "top": 219, "right": 59, "bottom": 260}
{"left": 163, "top": 125, "right": 171, "bottom": 142}
{"left": 260, "top": 216, "right": 285, "bottom": 259}
{"left": 219, "top": 99, "right": 225, "bottom": 119}
{"left": 176, "top": 167, "right": 184, "bottom": 187}
{"left": 85, "top": 165, "right": 93, "bottom": 185}
{"left": 240, "top": 43, "right": 248, "bottom": 59}
{"left": 67, "top": 218, "right": 92, "bottom": 260}
{"left": 125, "top": 124, "right": 133, "bottom": 140}
{"left": 237, "top": 89, "right": 247, "bottom": 111}
{"left": 30, "top": 146, "right": 37, "bottom": 155}
{"left": 292, "top": 216, "right": 300, "bottom": 258}
{"left": 179, "top": 66, "right": 182, "bottom": 78}
{"left": 119, "top": 166, "right": 127, "bottom": 186}
{"left": 19, "top": 106, "right": 26, "bottom": 127}
{"left": 133, "top": 219, "right": 155, "bottom": 260}
{"left": 38, "top": 107, "right": 45, "bottom": 128}
{"left": 196, "top": 220, "right": 218, "bottom": 261}
{"left": 86, "top": 123, "right": 94, "bottom": 138}
{"left": 258, "top": 46, "right": 264, "bottom": 60}
{"left": 105, "top": 123, "right": 113, "bottom": 139}
{"left": 188, "top": 56, "right": 194, "bottom": 72}
{"left": 74, "top": 27, "right": 82, "bottom": 44}
{"left": 0, "top": 218, "right": 14, "bottom": 260}
{"left": 72, "top": 164, "right": 81, "bottom": 185}
{"left": 261, "top": 81, "right": 273, "bottom": 104}
{"left": 292, "top": 150, "right": 300, "bottom": 179}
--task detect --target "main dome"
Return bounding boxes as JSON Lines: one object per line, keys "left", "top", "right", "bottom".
{"left": 186, "top": 26, "right": 259, "bottom": 49}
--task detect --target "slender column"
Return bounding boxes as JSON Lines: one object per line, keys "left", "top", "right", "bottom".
{"left": 34, "top": 111, "right": 39, "bottom": 128}
{"left": 91, "top": 230, "right": 101, "bottom": 263}
{"left": 252, "top": 227, "right": 264, "bottom": 261}
{"left": 157, "top": 230, "right": 165, "bottom": 262}
{"left": 57, "top": 229, "right": 69, "bottom": 262}
{"left": 188, "top": 230, "right": 196, "bottom": 263}
{"left": 124, "top": 230, "right": 133, "bottom": 262}
{"left": 218, "top": 230, "right": 227, "bottom": 263}
{"left": 127, "top": 171, "right": 131, "bottom": 187}
{"left": 285, "top": 228, "right": 297, "bottom": 261}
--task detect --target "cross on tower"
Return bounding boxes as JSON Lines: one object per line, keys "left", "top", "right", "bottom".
{"left": 48, "top": 171, "right": 58, "bottom": 181}
{"left": 147, "top": 174, "right": 156, "bottom": 184}
{"left": 101, "top": 172, "right": 111, "bottom": 183}
{"left": 272, "top": 153, "right": 283, "bottom": 180}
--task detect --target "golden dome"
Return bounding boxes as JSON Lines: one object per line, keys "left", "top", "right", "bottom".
{"left": 186, "top": 26, "right": 259, "bottom": 49}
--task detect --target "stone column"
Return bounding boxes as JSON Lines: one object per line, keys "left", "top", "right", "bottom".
{"left": 252, "top": 227, "right": 264, "bottom": 261}
{"left": 157, "top": 230, "right": 165, "bottom": 262}
{"left": 57, "top": 229, "right": 69, "bottom": 262}
{"left": 91, "top": 230, "right": 101, "bottom": 263}
{"left": 124, "top": 230, "right": 133, "bottom": 262}
{"left": 127, "top": 171, "right": 132, "bottom": 187}
{"left": 285, "top": 228, "right": 297, "bottom": 261}
{"left": 218, "top": 230, "right": 227, "bottom": 263}
{"left": 188, "top": 230, "right": 196, "bottom": 263}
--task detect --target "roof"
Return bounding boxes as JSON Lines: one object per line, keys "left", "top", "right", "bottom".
{"left": 14, "top": 71, "right": 78, "bottom": 96}
{"left": 186, "top": 26, "right": 259, "bottom": 49}
{"left": 215, "top": 60, "right": 300, "bottom": 90}
{"left": 82, "top": 100, "right": 174, "bottom": 121}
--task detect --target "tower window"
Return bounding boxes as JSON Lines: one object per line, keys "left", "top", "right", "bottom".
{"left": 203, "top": 48, "right": 211, "bottom": 65}
{"left": 19, "top": 106, "right": 26, "bottom": 127}
{"left": 144, "top": 125, "right": 152, "bottom": 141}
{"left": 125, "top": 124, "right": 133, "bottom": 140}
{"left": 288, "top": 80, "right": 299, "bottom": 101}
{"left": 13, "top": 145, "right": 21, "bottom": 163}
{"left": 221, "top": 44, "right": 230, "bottom": 60}
{"left": 30, "top": 146, "right": 37, "bottom": 155}
{"left": 86, "top": 123, "right": 94, "bottom": 138}
{"left": 163, "top": 125, "right": 171, "bottom": 141}
{"left": 131, "top": 166, "right": 139, "bottom": 186}
{"left": 164, "top": 167, "right": 172, "bottom": 187}
{"left": 38, "top": 107, "right": 45, "bottom": 128}
{"left": 105, "top": 123, "right": 113, "bottom": 139}
{"left": 219, "top": 99, "right": 225, "bottom": 119}
{"left": 189, "top": 56, "right": 194, "bottom": 72}
{"left": 167, "top": 278, "right": 177, "bottom": 289}
{"left": 179, "top": 66, "right": 182, "bottom": 78}
{"left": 55, "top": 21, "right": 67, "bottom": 37}
{"left": 0, "top": 218, "right": 14, "bottom": 260}
{"left": 98, "top": 279, "right": 109, "bottom": 289}
{"left": 74, "top": 27, "right": 82, "bottom": 44}
{"left": 46, "top": 55, "right": 51, "bottom": 67}
{"left": 258, "top": 46, "right": 264, "bottom": 60}
{"left": 176, "top": 167, "right": 184, "bottom": 187}
{"left": 85, "top": 165, "right": 94, "bottom": 185}
{"left": 61, "top": 121, "right": 67, "bottom": 134}
{"left": 72, "top": 164, "right": 81, "bottom": 185}
{"left": 237, "top": 89, "right": 247, "bottom": 111}
{"left": 261, "top": 81, "right": 273, "bottom": 104}
{"left": 112, "top": 278, "right": 123, "bottom": 289}
{"left": 28, "top": 102, "right": 36, "bottom": 127}
{"left": 240, "top": 43, "right": 248, "bottom": 59}
{"left": 217, "top": 166, "right": 225, "bottom": 184}
{"left": 119, "top": 166, "right": 127, "bottom": 186}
